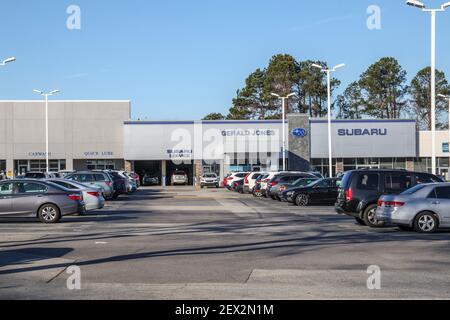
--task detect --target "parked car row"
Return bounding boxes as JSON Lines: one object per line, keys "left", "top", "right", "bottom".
{"left": 335, "top": 169, "right": 446, "bottom": 233}
{"left": 224, "top": 169, "right": 448, "bottom": 234}
{"left": 0, "top": 170, "right": 141, "bottom": 224}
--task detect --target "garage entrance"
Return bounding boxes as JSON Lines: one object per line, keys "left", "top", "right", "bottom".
{"left": 134, "top": 161, "right": 162, "bottom": 185}
{"left": 167, "top": 161, "right": 194, "bottom": 186}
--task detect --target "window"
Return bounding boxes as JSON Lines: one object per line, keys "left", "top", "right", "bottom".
{"left": 0, "top": 183, "right": 13, "bottom": 195}
{"left": 357, "top": 174, "right": 379, "bottom": 190}
{"left": 415, "top": 173, "right": 443, "bottom": 184}
{"left": 86, "top": 160, "right": 115, "bottom": 170}
{"left": 434, "top": 187, "right": 450, "bottom": 200}
{"left": 402, "top": 185, "right": 427, "bottom": 195}
{"left": 385, "top": 174, "right": 413, "bottom": 192}
{"left": 72, "top": 174, "right": 95, "bottom": 183}
{"left": 317, "top": 180, "right": 333, "bottom": 188}
{"left": 51, "top": 181, "right": 78, "bottom": 190}
{"left": 94, "top": 174, "right": 107, "bottom": 182}
{"left": 16, "top": 183, "right": 47, "bottom": 194}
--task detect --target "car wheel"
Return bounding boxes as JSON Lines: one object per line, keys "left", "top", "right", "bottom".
{"left": 355, "top": 218, "right": 365, "bottom": 225}
{"left": 414, "top": 212, "right": 439, "bottom": 233}
{"left": 363, "top": 204, "right": 385, "bottom": 228}
{"left": 295, "top": 194, "right": 310, "bottom": 207}
{"left": 38, "top": 204, "right": 61, "bottom": 224}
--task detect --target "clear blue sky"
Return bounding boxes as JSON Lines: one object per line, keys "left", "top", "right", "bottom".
{"left": 1, "top": 0, "right": 450, "bottom": 120}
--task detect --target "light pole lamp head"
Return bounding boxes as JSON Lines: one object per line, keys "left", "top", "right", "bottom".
{"left": 406, "top": 0, "right": 426, "bottom": 9}
{"left": 441, "top": 1, "right": 450, "bottom": 9}
{"left": 438, "top": 94, "right": 450, "bottom": 99}
{"left": 2, "top": 57, "right": 16, "bottom": 65}
{"left": 333, "top": 63, "right": 346, "bottom": 71}
{"left": 270, "top": 93, "right": 281, "bottom": 98}
{"left": 33, "top": 89, "right": 44, "bottom": 95}
{"left": 49, "top": 90, "right": 60, "bottom": 95}
{"left": 287, "top": 93, "right": 297, "bottom": 98}
{"left": 312, "top": 63, "right": 324, "bottom": 70}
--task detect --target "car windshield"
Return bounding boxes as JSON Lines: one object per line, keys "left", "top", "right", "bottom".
{"left": 401, "top": 184, "right": 428, "bottom": 195}
{"left": 203, "top": 174, "right": 216, "bottom": 178}
{"left": 174, "top": 171, "right": 186, "bottom": 175}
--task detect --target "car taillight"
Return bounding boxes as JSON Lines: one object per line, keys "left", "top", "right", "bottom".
{"left": 378, "top": 200, "right": 405, "bottom": 208}
{"left": 269, "top": 181, "right": 278, "bottom": 187}
{"left": 234, "top": 182, "right": 238, "bottom": 187}
{"left": 345, "top": 188, "right": 353, "bottom": 202}
{"left": 106, "top": 181, "right": 112, "bottom": 187}
{"left": 87, "top": 191, "right": 100, "bottom": 197}
{"left": 68, "top": 194, "right": 83, "bottom": 201}
{"left": 244, "top": 174, "right": 250, "bottom": 184}
{"left": 227, "top": 176, "right": 234, "bottom": 180}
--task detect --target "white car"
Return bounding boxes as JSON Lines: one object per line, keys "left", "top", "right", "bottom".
{"left": 260, "top": 172, "right": 281, "bottom": 196}
{"left": 244, "top": 172, "right": 267, "bottom": 193}
{"left": 225, "top": 172, "right": 248, "bottom": 189}
{"left": 171, "top": 171, "right": 189, "bottom": 186}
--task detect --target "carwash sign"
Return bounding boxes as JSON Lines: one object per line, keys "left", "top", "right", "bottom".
{"left": 338, "top": 128, "right": 388, "bottom": 136}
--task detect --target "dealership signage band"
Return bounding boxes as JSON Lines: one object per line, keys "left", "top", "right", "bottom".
{"left": 310, "top": 120, "right": 416, "bottom": 158}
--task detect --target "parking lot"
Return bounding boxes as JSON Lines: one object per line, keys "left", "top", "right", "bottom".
{"left": 1, "top": 186, "right": 450, "bottom": 300}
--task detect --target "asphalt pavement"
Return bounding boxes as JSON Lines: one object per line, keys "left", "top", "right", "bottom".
{"left": 1, "top": 186, "right": 450, "bottom": 300}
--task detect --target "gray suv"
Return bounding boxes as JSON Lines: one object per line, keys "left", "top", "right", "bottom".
{"left": 65, "top": 171, "right": 114, "bottom": 200}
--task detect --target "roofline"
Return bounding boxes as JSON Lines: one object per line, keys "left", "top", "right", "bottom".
{"left": 0, "top": 100, "right": 131, "bottom": 103}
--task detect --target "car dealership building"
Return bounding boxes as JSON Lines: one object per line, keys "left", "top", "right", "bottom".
{"left": 0, "top": 100, "right": 448, "bottom": 185}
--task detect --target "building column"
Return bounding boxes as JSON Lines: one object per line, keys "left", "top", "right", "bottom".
{"left": 406, "top": 158, "right": 415, "bottom": 172}
{"left": 161, "top": 160, "right": 167, "bottom": 187}
{"left": 336, "top": 160, "right": 344, "bottom": 176}
{"left": 6, "top": 159, "right": 14, "bottom": 179}
{"left": 124, "top": 160, "right": 132, "bottom": 172}
{"left": 66, "top": 159, "right": 74, "bottom": 171}
{"left": 194, "top": 159, "right": 203, "bottom": 188}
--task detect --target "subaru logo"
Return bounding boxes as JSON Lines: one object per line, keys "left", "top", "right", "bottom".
{"left": 292, "top": 128, "right": 308, "bottom": 138}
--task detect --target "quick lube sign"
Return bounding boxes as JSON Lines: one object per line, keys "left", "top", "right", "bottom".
{"left": 311, "top": 120, "right": 416, "bottom": 158}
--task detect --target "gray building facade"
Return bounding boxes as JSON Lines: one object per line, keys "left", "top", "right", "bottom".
{"left": 0, "top": 100, "right": 131, "bottom": 177}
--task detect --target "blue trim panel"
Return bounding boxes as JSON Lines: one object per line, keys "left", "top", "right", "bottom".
{"left": 125, "top": 119, "right": 416, "bottom": 125}
{"left": 124, "top": 120, "right": 286, "bottom": 125}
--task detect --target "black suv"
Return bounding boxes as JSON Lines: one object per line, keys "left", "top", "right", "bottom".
{"left": 335, "top": 169, "right": 444, "bottom": 227}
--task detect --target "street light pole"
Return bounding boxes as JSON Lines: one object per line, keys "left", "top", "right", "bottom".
{"left": 406, "top": 0, "right": 450, "bottom": 174}
{"left": 271, "top": 92, "right": 296, "bottom": 171}
{"left": 33, "top": 89, "right": 60, "bottom": 173}
{"left": 312, "top": 63, "right": 345, "bottom": 178}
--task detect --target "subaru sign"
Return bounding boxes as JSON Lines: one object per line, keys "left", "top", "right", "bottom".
{"left": 311, "top": 120, "right": 416, "bottom": 158}
{"left": 292, "top": 128, "right": 308, "bottom": 138}
{"left": 338, "top": 128, "right": 388, "bottom": 136}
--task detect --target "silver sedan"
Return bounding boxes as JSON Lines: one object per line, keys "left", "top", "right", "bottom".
{"left": 47, "top": 179, "right": 105, "bottom": 211}
{"left": 376, "top": 183, "right": 450, "bottom": 233}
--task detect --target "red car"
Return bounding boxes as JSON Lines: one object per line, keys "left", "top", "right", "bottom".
{"left": 129, "top": 172, "right": 141, "bottom": 188}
